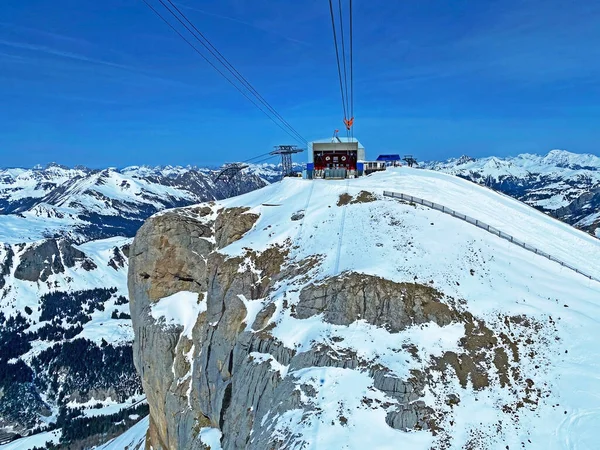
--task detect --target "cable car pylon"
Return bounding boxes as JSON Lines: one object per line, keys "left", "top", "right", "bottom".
{"left": 213, "top": 163, "right": 249, "bottom": 182}
{"left": 270, "top": 145, "right": 304, "bottom": 178}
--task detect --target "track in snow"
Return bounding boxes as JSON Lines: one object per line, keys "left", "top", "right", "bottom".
{"left": 333, "top": 179, "right": 350, "bottom": 276}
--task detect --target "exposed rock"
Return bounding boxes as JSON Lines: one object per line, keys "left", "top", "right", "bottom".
{"left": 108, "top": 245, "right": 127, "bottom": 271}
{"left": 58, "top": 239, "right": 94, "bottom": 269}
{"left": 13, "top": 239, "right": 96, "bottom": 282}
{"left": 14, "top": 240, "right": 65, "bottom": 282}
{"left": 214, "top": 207, "right": 259, "bottom": 249}
{"left": 291, "top": 211, "right": 305, "bottom": 221}
{"left": 296, "top": 273, "right": 457, "bottom": 332}
{"left": 129, "top": 211, "right": 214, "bottom": 450}
{"left": 351, "top": 190, "right": 377, "bottom": 204}
{"left": 337, "top": 193, "right": 352, "bottom": 206}
{"left": 0, "top": 244, "right": 14, "bottom": 289}
{"left": 129, "top": 206, "right": 262, "bottom": 450}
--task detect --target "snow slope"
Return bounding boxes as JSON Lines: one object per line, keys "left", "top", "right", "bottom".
{"left": 219, "top": 168, "right": 599, "bottom": 281}
{"left": 0, "top": 429, "right": 61, "bottom": 450}
{"left": 424, "top": 149, "right": 600, "bottom": 236}
{"left": 92, "top": 416, "right": 148, "bottom": 450}
{"left": 0, "top": 236, "right": 142, "bottom": 444}
{"left": 166, "top": 167, "right": 600, "bottom": 449}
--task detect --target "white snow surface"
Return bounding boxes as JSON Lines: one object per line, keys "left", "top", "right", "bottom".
{"left": 150, "top": 291, "right": 206, "bottom": 338}
{"left": 200, "top": 428, "right": 223, "bottom": 450}
{"left": 0, "top": 430, "right": 61, "bottom": 450}
{"left": 162, "top": 167, "right": 600, "bottom": 449}
{"left": 93, "top": 416, "right": 148, "bottom": 450}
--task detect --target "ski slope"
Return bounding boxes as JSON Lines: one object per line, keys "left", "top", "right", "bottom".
{"left": 93, "top": 416, "right": 148, "bottom": 450}
{"left": 178, "top": 167, "right": 600, "bottom": 449}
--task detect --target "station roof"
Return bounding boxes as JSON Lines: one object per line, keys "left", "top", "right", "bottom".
{"left": 376, "top": 154, "right": 401, "bottom": 161}
{"left": 309, "top": 137, "right": 364, "bottom": 150}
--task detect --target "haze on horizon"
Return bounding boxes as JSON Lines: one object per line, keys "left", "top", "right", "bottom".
{"left": 1, "top": 0, "right": 599, "bottom": 169}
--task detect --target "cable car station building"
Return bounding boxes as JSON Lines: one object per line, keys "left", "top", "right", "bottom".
{"left": 306, "top": 137, "right": 378, "bottom": 179}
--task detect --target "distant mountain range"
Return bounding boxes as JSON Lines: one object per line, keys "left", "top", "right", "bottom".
{"left": 422, "top": 149, "right": 600, "bottom": 238}
{"left": 0, "top": 163, "right": 282, "bottom": 243}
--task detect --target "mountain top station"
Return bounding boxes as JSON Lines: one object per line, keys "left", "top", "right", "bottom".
{"left": 304, "top": 136, "right": 412, "bottom": 179}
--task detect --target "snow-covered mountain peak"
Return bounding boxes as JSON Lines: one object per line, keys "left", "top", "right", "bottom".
{"left": 129, "top": 168, "right": 600, "bottom": 450}
{"left": 422, "top": 149, "right": 600, "bottom": 236}
{"left": 541, "top": 149, "right": 600, "bottom": 170}
{"left": 455, "top": 155, "right": 476, "bottom": 165}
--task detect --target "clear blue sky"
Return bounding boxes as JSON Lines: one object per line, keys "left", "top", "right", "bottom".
{"left": 1, "top": 0, "right": 600, "bottom": 168}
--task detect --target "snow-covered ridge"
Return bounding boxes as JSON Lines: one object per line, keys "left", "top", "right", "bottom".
{"left": 423, "top": 149, "right": 600, "bottom": 237}
{"left": 0, "top": 163, "right": 279, "bottom": 244}
{"left": 425, "top": 149, "right": 600, "bottom": 174}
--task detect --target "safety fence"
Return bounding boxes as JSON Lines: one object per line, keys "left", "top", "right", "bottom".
{"left": 383, "top": 190, "right": 599, "bottom": 283}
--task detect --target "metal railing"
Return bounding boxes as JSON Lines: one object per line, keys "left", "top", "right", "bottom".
{"left": 383, "top": 190, "right": 599, "bottom": 283}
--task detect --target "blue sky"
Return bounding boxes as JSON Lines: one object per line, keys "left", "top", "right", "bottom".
{"left": 1, "top": 0, "right": 600, "bottom": 168}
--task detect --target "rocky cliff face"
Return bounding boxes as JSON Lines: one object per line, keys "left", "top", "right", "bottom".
{"left": 127, "top": 174, "right": 588, "bottom": 450}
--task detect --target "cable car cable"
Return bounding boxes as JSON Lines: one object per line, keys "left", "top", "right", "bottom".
{"left": 141, "top": 0, "right": 307, "bottom": 145}
{"left": 349, "top": 0, "right": 354, "bottom": 139}
{"left": 152, "top": 0, "right": 307, "bottom": 145}
{"left": 163, "top": 0, "right": 308, "bottom": 145}
{"left": 337, "top": 0, "right": 350, "bottom": 126}
{"left": 328, "top": 0, "right": 348, "bottom": 122}
{"left": 241, "top": 152, "right": 274, "bottom": 163}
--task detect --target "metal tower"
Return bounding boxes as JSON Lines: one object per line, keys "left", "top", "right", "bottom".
{"left": 403, "top": 155, "right": 418, "bottom": 167}
{"left": 270, "top": 145, "right": 304, "bottom": 177}
{"left": 214, "top": 163, "right": 249, "bottom": 182}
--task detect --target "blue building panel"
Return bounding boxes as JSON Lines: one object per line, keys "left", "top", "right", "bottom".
{"left": 376, "top": 154, "right": 401, "bottom": 162}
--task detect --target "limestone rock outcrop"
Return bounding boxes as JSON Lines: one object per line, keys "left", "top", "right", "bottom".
{"left": 129, "top": 196, "right": 552, "bottom": 450}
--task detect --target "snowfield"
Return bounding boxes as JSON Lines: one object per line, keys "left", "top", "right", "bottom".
{"left": 92, "top": 416, "right": 148, "bottom": 450}
{"left": 0, "top": 429, "right": 62, "bottom": 450}
{"left": 164, "top": 167, "right": 600, "bottom": 449}
{"left": 151, "top": 291, "right": 207, "bottom": 339}
{"left": 423, "top": 149, "right": 600, "bottom": 236}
